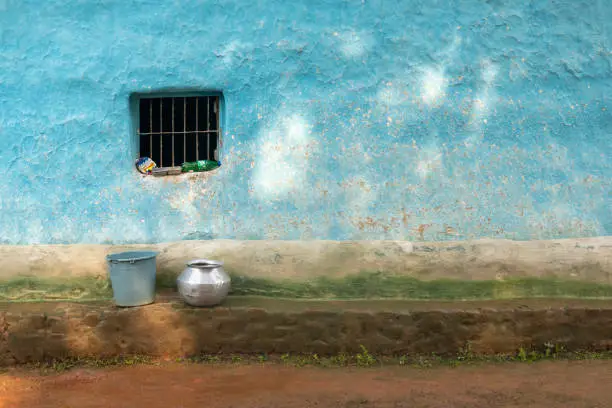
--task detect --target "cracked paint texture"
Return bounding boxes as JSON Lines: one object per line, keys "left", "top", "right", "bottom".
{"left": 0, "top": 0, "right": 610, "bottom": 244}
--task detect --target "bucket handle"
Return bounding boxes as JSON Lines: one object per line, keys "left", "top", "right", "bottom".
{"left": 109, "top": 258, "right": 136, "bottom": 264}
{"left": 106, "top": 252, "right": 158, "bottom": 264}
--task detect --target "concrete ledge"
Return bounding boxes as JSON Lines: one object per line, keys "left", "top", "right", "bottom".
{"left": 2, "top": 297, "right": 612, "bottom": 366}
{"left": 1, "top": 237, "right": 611, "bottom": 285}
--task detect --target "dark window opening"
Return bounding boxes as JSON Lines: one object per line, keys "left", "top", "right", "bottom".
{"left": 138, "top": 95, "right": 220, "bottom": 169}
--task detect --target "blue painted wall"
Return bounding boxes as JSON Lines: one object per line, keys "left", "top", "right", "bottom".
{"left": 0, "top": 0, "right": 610, "bottom": 244}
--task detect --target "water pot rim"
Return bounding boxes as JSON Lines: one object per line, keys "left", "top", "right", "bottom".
{"left": 186, "top": 259, "right": 224, "bottom": 268}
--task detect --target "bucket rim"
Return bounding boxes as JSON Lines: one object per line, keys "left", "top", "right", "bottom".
{"left": 106, "top": 251, "right": 158, "bottom": 263}
{"left": 186, "top": 259, "right": 224, "bottom": 268}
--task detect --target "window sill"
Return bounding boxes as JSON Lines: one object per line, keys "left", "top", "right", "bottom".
{"left": 152, "top": 166, "right": 182, "bottom": 177}
{"left": 137, "top": 166, "right": 220, "bottom": 179}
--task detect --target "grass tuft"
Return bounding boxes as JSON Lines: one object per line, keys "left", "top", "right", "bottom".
{"left": 22, "top": 343, "right": 612, "bottom": 374}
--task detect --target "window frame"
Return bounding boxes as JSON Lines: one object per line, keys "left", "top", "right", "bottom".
{"left": 129, "top": 90, "right": 224, "bottom": 176}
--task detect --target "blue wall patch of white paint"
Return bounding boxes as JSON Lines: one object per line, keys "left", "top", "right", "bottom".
{"left": 0, "top": 0, "right": 610, "bottom": 245}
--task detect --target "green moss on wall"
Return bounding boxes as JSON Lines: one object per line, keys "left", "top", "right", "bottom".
{"left": 0, "top": 276, "right": 113, "bottom": 301}
{"left": 2, "top": 272, "right": 612, "bottom": 302}
{"left": 229, "top": 272, "right": 612, "bottom": 300}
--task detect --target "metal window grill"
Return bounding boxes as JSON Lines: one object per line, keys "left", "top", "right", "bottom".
{"left": 138, "top": 96, "right": 221, "bottom": 168}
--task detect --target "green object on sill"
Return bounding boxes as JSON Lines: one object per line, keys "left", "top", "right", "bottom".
{"left": 181, "top": 160, "right": 221, "bottom": 173}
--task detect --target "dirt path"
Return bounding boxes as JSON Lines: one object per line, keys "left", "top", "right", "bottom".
{"left": 1, "top": 361, "right": 611, "bottom": 408}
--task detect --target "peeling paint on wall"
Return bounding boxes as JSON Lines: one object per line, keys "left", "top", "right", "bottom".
{"left": 0, "top": 0, "right": 610, "bottom": 245}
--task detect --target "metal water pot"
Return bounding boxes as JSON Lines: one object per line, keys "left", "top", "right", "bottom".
{"left": 177, "top": 259, "right": 231, "bottom": 307}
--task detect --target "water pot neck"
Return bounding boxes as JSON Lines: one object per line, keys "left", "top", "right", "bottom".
{"left": 186, "top": 259, "right": 223, "bottom": 269}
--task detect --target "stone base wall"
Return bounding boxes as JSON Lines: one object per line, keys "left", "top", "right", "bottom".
{"left": 2, "top": 298, "right": 612, "bottom": 366}
{"left": 1, "top": 237, "right": 611, "bottom": 285}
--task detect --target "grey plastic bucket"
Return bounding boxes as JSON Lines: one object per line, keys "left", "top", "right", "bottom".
{"left": 106, "top": 251, "right": 158, "bottom": 307}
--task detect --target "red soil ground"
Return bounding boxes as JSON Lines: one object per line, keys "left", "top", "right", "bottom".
{"left": 1, "top": 361, "right": 611, "bottom": 408}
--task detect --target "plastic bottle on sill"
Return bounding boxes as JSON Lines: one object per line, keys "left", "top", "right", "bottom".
{"left": 181, "top": 160, "right": 221, "bottom": 173}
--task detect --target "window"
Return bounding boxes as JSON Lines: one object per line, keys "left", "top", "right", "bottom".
{"left": 138, "top": 95, "right": 221, "bottom": 171}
